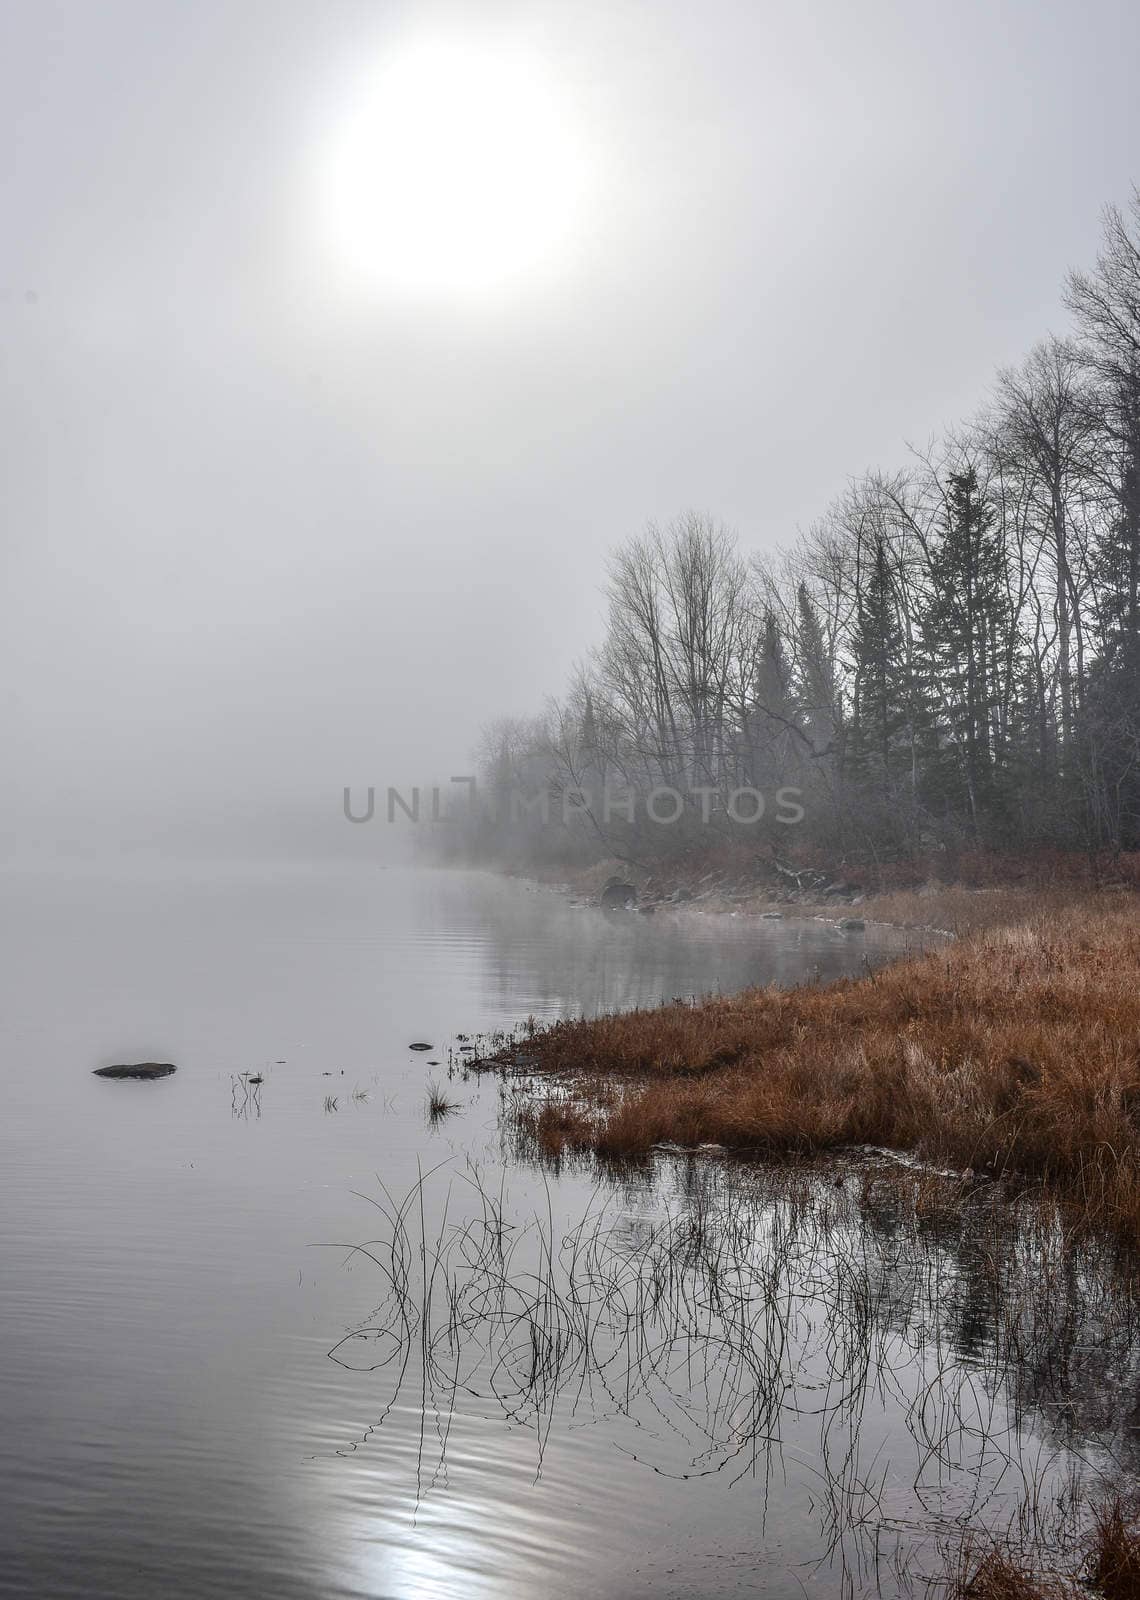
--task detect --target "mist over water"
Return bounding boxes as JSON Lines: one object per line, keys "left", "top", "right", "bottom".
{"left": 0, "top": 863, "right": 1118, "bottom": 1599}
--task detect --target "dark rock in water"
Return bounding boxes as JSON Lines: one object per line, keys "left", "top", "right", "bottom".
{"left": 670, "top": 887, "right": 693, "bottom": 903}
{"left": 94, "top": 1062, "right": 177, "bottom": 1080}
{"left": 601, "top": 877, "right": 637, "bottom": 910}
{"left": 408, "top": 1042, "right": 433, "bottom": 1051}
{"left": 638, "top": 905, "right": 655, "bottom": 916}
{"left": 839, "top": 917, "right": 866, "bottom": 932}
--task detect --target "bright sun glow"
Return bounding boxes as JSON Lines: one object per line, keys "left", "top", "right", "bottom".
{"left": 318, "top": 34, "right": 588, "bottom": 298}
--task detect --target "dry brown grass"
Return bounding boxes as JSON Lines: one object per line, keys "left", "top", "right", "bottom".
{"left": 1090, "top": 1499, "right": 1140, "bottom": 1599}
{"left": 855, "top": 884, "right": 1089, "bottom": 935}
{"left": 505, "top": 893, "right": 1140, "bottom": 1243}
{"left": 955, "top": 1548, "right": 1066, "bottom": 1599}
{"left": 948, "top": 1498, "right": 1140, "bottom": 1599}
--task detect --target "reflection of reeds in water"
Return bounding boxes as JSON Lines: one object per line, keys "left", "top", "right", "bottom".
{"left": 322, "top": 1158, "right": 1140, "bottom": 1595}
{"left": 231, "top": 1072, "right": 263, "bottom": 1120}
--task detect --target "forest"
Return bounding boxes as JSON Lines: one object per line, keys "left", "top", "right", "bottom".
{"left": 438, "top": 192, "right": 1140, "bottom": 880}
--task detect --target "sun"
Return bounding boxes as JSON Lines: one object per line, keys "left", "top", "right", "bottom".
{"left": 317, "top": 33, "right": 588, "bottom": 298}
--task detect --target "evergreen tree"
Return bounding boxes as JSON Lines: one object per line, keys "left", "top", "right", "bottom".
{"left": 848, "top": 538, "right": 907, "bottom": 793}
{"left": 743, "top": 610, "right": 794, "bottom": 787}
{"left": 919, "top": 467, "right": 1010, "bottom": 826}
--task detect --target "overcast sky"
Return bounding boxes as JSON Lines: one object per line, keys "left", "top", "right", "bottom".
{"left": 4, "top": 0, "right": 1139, "bottom": 849}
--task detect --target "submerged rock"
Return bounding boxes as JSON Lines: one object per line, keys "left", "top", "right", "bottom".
{"left": 839, "top": 917, "right": 866, "bottom": 932}
{"left": 94, "top": 1062, "right": 177, "bottom": 1080}
{"left": 601, "top": 877, "right": 637, "bottom": 910}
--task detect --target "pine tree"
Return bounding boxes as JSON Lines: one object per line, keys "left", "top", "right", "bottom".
{"left": 919, "top": 467, "right": 1010, "bottom": 826}
{"left": 743, "top": 610, "right": 794, "bottom": 787}
{"left": 756, "top": 610, "right": 792, "bottom": 712}
{"left": 848, "top": 538, "right": 907, "bottom": 793}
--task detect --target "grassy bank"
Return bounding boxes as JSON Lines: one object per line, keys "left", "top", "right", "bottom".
{"left": 500, "top": 891, "right": 1140, "bottom": 1243}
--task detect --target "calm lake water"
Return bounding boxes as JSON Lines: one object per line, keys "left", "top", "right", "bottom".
{"left": 0, "top": 865, "right": 1124, "bottom": 1598}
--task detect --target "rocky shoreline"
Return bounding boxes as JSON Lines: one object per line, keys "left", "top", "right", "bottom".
{"left": 524, "top": 857, "right": 960, "bottom": 940}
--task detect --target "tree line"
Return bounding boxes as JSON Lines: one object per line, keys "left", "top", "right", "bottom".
{"left": 443, "top": 191, "right": 1140, "bottom": 874}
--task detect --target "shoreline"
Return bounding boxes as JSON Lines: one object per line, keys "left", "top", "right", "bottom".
{"left": 497, "top": 854, "right": 1130, "bottom": 943}
{"left": 486, "top": 876, "right": 1140, "bottom": 1596}
{"left": 483, "top": 884, "right": 1140, "bottom": 1242}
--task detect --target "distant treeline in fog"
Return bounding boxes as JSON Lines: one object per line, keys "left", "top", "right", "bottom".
{"left": 441, "top": 191, "right": 1140, "bottom": 873}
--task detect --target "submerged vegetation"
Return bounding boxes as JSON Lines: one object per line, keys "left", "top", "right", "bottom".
{"left": 332, "top": 1158, "right": 1140, "bottom": 1597}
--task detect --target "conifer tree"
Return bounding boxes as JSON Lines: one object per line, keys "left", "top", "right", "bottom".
{"left": 848, "top": 538, "right": 907, "bottom": 793}
{"left": 919, "top": 467, "right": 1010, "bottom": 825}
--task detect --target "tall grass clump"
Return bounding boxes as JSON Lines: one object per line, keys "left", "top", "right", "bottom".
{"left": 426, "top": 1083, "right": 460, "bottom": 1122}
{"left": 1089, "top": 1499, "right": 1140, "bottom": 1599}
{"left": 955, "top": 1548, "right": 1063, "bottom": 1599}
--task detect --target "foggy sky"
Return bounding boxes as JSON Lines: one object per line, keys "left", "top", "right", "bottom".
{"left": 4, "top": 0, "right": 1140, "bottom": 854}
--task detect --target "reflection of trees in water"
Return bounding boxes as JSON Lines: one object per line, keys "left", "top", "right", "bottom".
{"left": 845, "top": 1165, "right": 1140, "bottom": 1474}
{"left": 465, "top": 882, "right": 918, "bottom": 1019}
{"left": 978, "top": 1217, "right": 1140, "bottom": 1472}
{"left": 325, "top": 1156, "right": 1137, "bottom": 1594}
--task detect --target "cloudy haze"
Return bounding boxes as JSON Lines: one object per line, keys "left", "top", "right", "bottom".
{"left": 4, "top": 0, "right": 1139, "bottom": 855}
